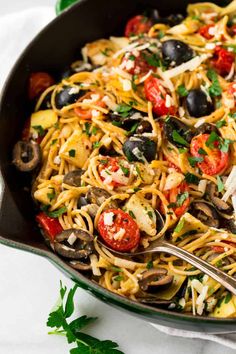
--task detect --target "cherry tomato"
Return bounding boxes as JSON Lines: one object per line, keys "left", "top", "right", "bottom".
{"left": 165, "top": 181, "right": 190, "bottom": 217}
{"left": 98, "top": 209, "right": 140, "bottom": 251}
{"left": 212, "top": 241, "right": 236, "bottom": 253}
{"left": 29, "top": 72, "right": 54, "bottom": 100}
{"left": 121, "top": 52, "right": 154, "bottom": 75}
{"left": 190, "top": 134, "right": 229, "bottom": 176}
{"left": 211, "top": 46, "right": 235, "bottom": 76}
{"left": 74, "top": 92, "right": 105, "bottom": 120}
{"left": 227, "top": 82, "right": 236, "bottom": 96}
{"left": 144, "top": 76, "right": 176, "bottom": 116}
{"left": 198, "top": 24, "right": 215, "bottom": 39}
{"left": 125, "top": 15, "right": 153, "bottom": 37}
{"left": 98, "top": 157, "right": 130, "bottom": 188}
{"left": 36, "top": 212, "right": 63, "bottom": 241}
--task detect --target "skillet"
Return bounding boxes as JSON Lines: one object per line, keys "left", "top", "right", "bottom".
{"left": 0, "top": 0, "right": 236, "bottom": 332}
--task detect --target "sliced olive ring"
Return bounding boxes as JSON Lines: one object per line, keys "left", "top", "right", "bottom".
{"left": 54, "top": 229, "right": 94, "bottom": 259}
{"left": 12, "top": 140, "right": 41, "bottom": 172}
{"left": 138, "top": 268, "right": 173, "bottom": 293}
{"left": 206, "top": 182, "right": 233, "bottom": 214}
{"left": 63, "top": 169, "right": 84, "bottom": 187}
{"left": 190, "top": 201, "right": 219, "bottom": 228}
{"left": 86, "top": 187, "right": 118, "bottom": 208}
{"left": 69, "top": 260, "right": 92, "bottom": 271}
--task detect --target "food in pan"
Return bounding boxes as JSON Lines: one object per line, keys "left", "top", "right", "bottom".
{"left": 13, "top": 1, "right": 236, "bottom": 317}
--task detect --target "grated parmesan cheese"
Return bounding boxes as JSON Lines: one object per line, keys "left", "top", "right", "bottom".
{"left": 67, "top": 233, "right": 77, "bottom": 246}
{"left": 90, "top": 254, "right": 101, "bottom": 276}
{"left": 194, "top": 118, "right": 206, "bottom": 128}
{"left": 103, "top": 212, "right": 114, "bottom": 226}
{"left": 113, "top": 228, "right": 126, "bottom": 241}
{"left": 198, "top": 179, "right": 207, "bottom": 194}
{"left": 54, "top": 156, "right": 61, "bottom": 165}
{"left": 222, "top": 166, "right": 236, "bottom": 202}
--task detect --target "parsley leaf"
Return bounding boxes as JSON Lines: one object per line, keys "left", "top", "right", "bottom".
{"left": 172, "top": 130, "right": 189, "bottom": 147}
{"left": 176, "top": 192, "right": 189, "bottom": 207}
{"left": 217, "top": 175, "right": 224, "bottom": 193}
{"left": 185, "top": 172, "right": 200, "bottom": 185}
{"left": 32, "top": 125, "right": 45, "bottom": 137}
{"left": 205, "top": 131, "right": 220, "bottom": 148}
{"left": 177, "top": 85, "right": 189, "bottom": 97}
{"left": 146, "top": 260, "right": 153, "bottom": 270}
{"left": 84, "top": 122, "right": 91, "bottom": 136}
{"left": 46, "top": 206, "right": 67, "bottom": 218}
{"left": 216, "top": 120, "right": 226, "bottom": 128}
{"left": 207, "top": 69, "right": 222, "bottom": 97}
{"left": 47, "top": 282, "right": 124, "bottom": 354}
{"left": 198, "top": 147, "right": 207, "bottom": 155}
{"left": 119, "top": 163, "right": 129, "bottom": 177}
{"left": 93, "top": 141, "right": 101, "bottom": 149}
{"left": 47, "top": 188, "right": 56, "bottom": 202}
{"left": 188, "top": 156, "right": 204, "bottom": 167}
{"left": 174, "top": 218, "right": 185, "bottom": 233}
{"left": 116, "top": 104, "right": 132, "bottom": 118}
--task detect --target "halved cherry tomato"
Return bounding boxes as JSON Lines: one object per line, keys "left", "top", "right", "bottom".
{"left": 227, "top": 82, "right": 236, "bottom": 96}
{"left": 125, "top": 15, "right": 153, "bottom": 37}
{"left": 98, "top": 157, "right": 130, "bottom": 188}
{"left": 212, "top": 241, "right": 236, "bottom": 253}
{"left": 190, "top": 134, "right": 229, "bottom": 176}
{"left": 122, "top": 52, "right": 153, "bottom": 75}
{"left": 98, "top": 209, "right": 140, "bottom": 251}
{"left": 164, "top": 181, "right": 190, "bottom": 217}
{"left": 144, "top": 76, "right": 176, "bottom": 116}
{"left": 211, "top": 46, "right": 235, "bottom": 76}
{"left": 29, "top": 72, "right": 54, "bottom": 100}
{"left": 74, "top": 92, "right": 106, "bottom": 120}
{"left": 198, "top": 24, "right": 215, "bottom": 39}
{"left": 36, "top": 212, "right": 63, "bottom": 241}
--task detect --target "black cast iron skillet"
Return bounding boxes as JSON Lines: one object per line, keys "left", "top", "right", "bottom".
{"left": 0, "top": 0, "right": 235, "bottom": 332}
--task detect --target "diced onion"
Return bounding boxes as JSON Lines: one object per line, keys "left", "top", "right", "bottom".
{"left": 114, "top": 257, "right": 136, "bottom": 270}
{"left": 90, "top": 254, "right": 101, "bottom": 276}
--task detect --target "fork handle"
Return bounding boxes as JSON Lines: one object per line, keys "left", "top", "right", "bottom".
{"left": 154, "top": 241, "right": 236, "bottom": 296}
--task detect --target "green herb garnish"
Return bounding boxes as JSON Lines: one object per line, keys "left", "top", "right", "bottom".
{"left": 217, "top": 175, "right": 224, "bottom": 193}
{"left": 177, "top": 85, "right": 189, "bottom": 97}
{"left": 174, "top": 218, "right": 185, "bottom": 233}
{"left": 46, "top": 206, "right": 67, "bottom": 218}
{"left": 114, "top": 275, "right": 124, "bottom": 282}
{"left": 32, "top": 125, "right": 45, "bottom": 137}
{"left": 128, "top": 210, "right": 136, "bottom": 219}
{"left": 116, "top": 104, "right": 132, "bottom": 118}
{"left": 198, "top": 147, "right": 207, "bottom": 155}
{"left": 119, "top": 163, "right": 129, "bottom": 177}
{"left": 47, "top": 188, "right": 56, "bottom": 202}
{"left": 84, "top": 122, "right": 91, "bottom": 136}
{"left": 216, "top": 120, "right": 226, "bottom": 128}
{"left": 172, "top": 130, "right": 189, "bottom": 147}
{"left": 224, "top": 292, "right": 232, "bottom": 304}
{"left": 185, "top": 172, "right": 200, "bottom": 185}
{"left": 176, "top": 192, "right": 189, "bottom": 207}
{"left": 146, "top": 260, "right": 153, "bottom": 270}
{"left": 207, "top": 69, "right": 222, "bottom": 97}
{"left": 93, "top": 141, "right": 101, "bottom": 149}
{"left": 51, "top": 139, "right": 58, "bottom": 146}
{"left": 188, "top": 156, "right": 204, "bottom": 167}
{"left": 47, "top": 282, "right": 124, "bottom": 354}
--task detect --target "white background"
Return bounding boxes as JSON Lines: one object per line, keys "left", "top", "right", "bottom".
{"left": 0, "top": 1, "right": 236, "bottom": 353}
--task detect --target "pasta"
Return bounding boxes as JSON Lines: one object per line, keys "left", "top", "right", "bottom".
{"left": 14, "top": 1, "right": 236, "bottom": 318}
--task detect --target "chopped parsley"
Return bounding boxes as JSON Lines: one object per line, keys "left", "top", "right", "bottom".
{"left": 46, "top": 206, "right": 67, "bottom": 218}
{"left": 146, "top": 260, "right": 153, "bottom": 270}
{"left": 176, "top": 192, "right": 189, "bottom": 207}
{"left": 185, "top": 172, "right": 200, "bottom": 185}
{"left": 47, "top": 188, "right": 56, "bottom": 202}
{"left": 91, "top": 126, "right": 98, "bottom": 135}
{"left": 198, "top": 147, "right": 207, "bottom": 155}
{"left": 207, "top": 69, "right": 222, "bottom": 97}
{"left": 113, "top": 275, "right": 124, "bottom": 282}
{"left": 32, "top": 125, "right": 45, "bottom": 137}
{"left": 100, "top": 159, "right": 108, "bottom": 165}
{"left": 51, "top": 139, "right": 58, "bottom": 146}
{"left": 116, "top": 104, "right": 132, "bottom": 118}
{"left": 217, "top": 175, "right": 224, "bottom": 193}
{"left": 188, "top": 156, "right": 204, "bottom": 167}
{"left": 128, "top": 210, "right": 136, "bottom": 219}
{"left": 101, "top": 47, "right": 112, "bottom": 56}
{"left": 177, "top": 84, "right": 189, "bottom": 97}
{"left": 224, "top": 292, "right": 232, "bottom": 304}
{"left": 172, "top": 130, "right": 189, "bottom": 147}
{"left": 84, "top": 122, "right": 91, "bottom": 136}
{"left": 216, "top": 120, "right": 226, "bottom": 128}
{"left": 147, "top": 210, "right": 153, "bottom": 219}
{"left": 129, "top": 54, "right": 135, "bottom": 61}
{"left": 119, "top": 163, "right": 129, "bottom": 177}
{"left": 69, "top": 149, "right": 76, "bottom": 157}
{"left": 174, "top": 218, "right": 185, "bottom": 233}
{"left": 93, "top": 141, "right": 101, "bottom": 149}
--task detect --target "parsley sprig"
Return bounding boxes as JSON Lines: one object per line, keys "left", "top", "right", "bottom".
{"left": 47, "top": 282, "right": 124, "bottom": 354}
{"left": 207, "top": 69, "right": 222, "bottom": 97}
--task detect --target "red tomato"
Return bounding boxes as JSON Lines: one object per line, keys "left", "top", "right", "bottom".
{"left": 165, "top": 181, "right": 190, "bottom": 217}
{"left": 211, "top": 46, "right": 235, "bottom": 76}
{"left": 144, "top": 76, "right": 176, "bottom": 116}
{"left": 122, "top": 52, "right": 153, "bottom": 75}
{"left": 29, "top": 72, "right": 54, "bottom": 100}
{"left": 227, "top": 82, "right": 236, "bottom": 96}
{"left": 74, "top": 92, "right": 105, "bottom": 120}
{"left": 125, "top": 15, "right": 153, "bottom": 37}
{"left": 98, "top": 157, "right": 130, "bottom": 188}
{"left": 190, "top": 134, "right": 229, "bottom": 176}
{"left": 198, "top": 24, "right": 215, "bottom": 39}
{"left": 36, "top": 213, "right": 63, "bottom": 241}
{"left": 212, "top": 241, "right": 236, "bottom": 253}
{"left": 98, "top": 209, "right": 140, "bottom": 251}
